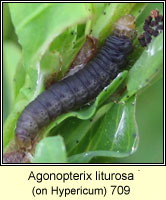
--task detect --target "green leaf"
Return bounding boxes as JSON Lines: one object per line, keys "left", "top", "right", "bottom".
{"left": 130, "top": 3, "right": 147, "bottom": 19}
{"left": 121, "top": 33, "right": 163, "bottom": 102}
{"left": 92, "top": 3, "right": 136, "bottom": 42}
{"left": 32, "top": 136, "right": 67, "bottom": 163}
{"left": 9, "top": 3, "right": 91, "bottom": 67}
{"left": 49, "top": 102, "right": 113, "bottom": 155}
{"left": 3, "top": 41, "right": 22, "bottom": 122}
{"left": 44, "top": 26, "right": 86, "bottom": 79}
{"left": 68, "top": 96, "right": 138, "bottom": 163}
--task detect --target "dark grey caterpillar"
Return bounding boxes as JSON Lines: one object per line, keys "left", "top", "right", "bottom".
{"left": 15, "top": 15, "right": 136, "bottom": 150}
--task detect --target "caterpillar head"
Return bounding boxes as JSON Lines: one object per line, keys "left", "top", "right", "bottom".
{"left": 113, "top": 15, "right": 136, "bottom": 39}
{"left": 15, "top": 128, "right": 32, "bottom": 150}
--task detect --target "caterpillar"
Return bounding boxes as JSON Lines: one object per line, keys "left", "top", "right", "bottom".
{"left": 3, "top": 151, "right": 31, "bottom": 163}
{"left": 12, "top": 15, "right": 136, "bottom": 155}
